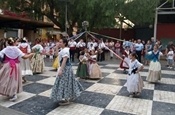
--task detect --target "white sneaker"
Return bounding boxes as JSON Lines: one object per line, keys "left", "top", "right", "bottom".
{"left": 9, "top": 95, "right": 17, "bottom": 101}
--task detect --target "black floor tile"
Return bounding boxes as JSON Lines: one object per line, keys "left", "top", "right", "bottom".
{"left": 23, "top": 83, "right": 52, "bottom": 94}
{"left": 114, "top": 70, "right": 127, "bottom": 74}
{"left": 98, "top": 78, "right": 126, "bottom": 86}
{"left": 141, "top": 69, "right": 148, "bottom": 72}
{"left": 152, "top": 101, "right": 175, "bottom": 115}
{"left": 101, "top": 109, "right": 135, "bottom": 115}
{"left": 142, "top": 76, "right": 147, "bottom": 81}
{"left": 162, "top": 74, "right": 175, "bottom": 79}
{"left": 101, "top": 66, "right": 118, "bottom": 70}
{"left": 117, "top": 87, "right": 154, "bottom": 100}
{"left": 155, "top": 83, "right": 175, "bottom": 92}
{"left": 10, "top": 96, "right": 59, "bottom": 115}
{"left": 78, "top": 80, "right": 94, "bottom": 90}
{"left": 74, "top": 91, "right": 114, "bottom": 108}
{"left": 102, "top": 72, "right": 111, "bottom": 77}
{"left": 25, "top": 75, "right": 49, "bottom": 82}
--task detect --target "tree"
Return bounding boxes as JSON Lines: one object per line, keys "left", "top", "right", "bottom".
{"left": 0, "top": 0, "right": 172, "bottom": 32}
{"left": 0, "top": 0, "right": 118, "bottom": 31}
{"left": 115, "top": 0, "right": 161, "bottom": 27}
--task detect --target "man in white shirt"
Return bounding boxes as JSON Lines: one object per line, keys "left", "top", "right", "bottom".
{"left": 135, "top": 39, "right": 144, "bottom": 62}
{"left": 109, "top": 40, "right": 115, "bottom": 59}
{"left": 92, "top": 39, "right": 98, "bottom": 50}
{"left": 87, "top": 39, "right": 93, "bottom": 49}
{"left": 68, "top": 39, "right": 77, "bottom": 62}
{"left": 76, "top": 39, "right": 86, "bottom": 59}
{"left": 98, "top": 39, "right": 106, "bottom": 61}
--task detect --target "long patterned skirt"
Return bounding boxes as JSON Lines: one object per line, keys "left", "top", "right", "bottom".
{"left": 31, "top": 54, "right": 45, "bottom": 73}
{"left": 0, "top": 63, "right": 22, "bottom": 96}
{"left": 51, "top": 65, "right": 83, "bottom": 102}
{"left": 76, "top": 62, "right": 89, "bottom": 79}
{"left": 146, "top": 61, "right": 161, "bottom": 82}
{"left": 20, "top": 58, "right": 33, "bottom": 76}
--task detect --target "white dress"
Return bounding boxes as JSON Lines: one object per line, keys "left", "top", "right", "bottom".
{"left": 146, "top": 51, "right": 163, "bottom": 82}
{"left": 18, "top": 43, "right": 33, "bottom": 76}
{"left": 89, "top": 55, "right": 102, "bottom": 79}
{"left": 126, "top": 59, "right": 144, "bottom": 93}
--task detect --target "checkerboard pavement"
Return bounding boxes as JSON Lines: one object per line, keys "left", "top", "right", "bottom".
{"left": 1, "top": 62, "right": 175, "bottom": 115}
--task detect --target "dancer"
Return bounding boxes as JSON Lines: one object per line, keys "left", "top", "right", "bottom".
{"left": 76, "top": 51, "right": 89, "bottom": 79}
{"left": 52, "top": 42, "right": 60, "bottom": 70}
{"left": 0, "top": 37, "right": 33, "bottom": 101}
{"left": 89, "top": 50, "right": 102, "bottom": 79}
{"left": 51, "top": 38, "right": 83, "bottom": 105}
{"left": 18, "top": 37, "right": 33, "bottom": 83}
{"left": 120, "top": 46, "right": 130, "bottom": 74}
{"left": 31, "top": 38, "right": 45, "bottom": 74}
{"left": 127, "top": 53, "right": 144, "bottom": 97}
{"left": 146, "top": 45, "right": 163, "bottom": 83}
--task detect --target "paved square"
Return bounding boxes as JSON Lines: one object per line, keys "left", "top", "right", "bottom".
{"left": 0, "top": 60, "right": 175, "bottom": 115}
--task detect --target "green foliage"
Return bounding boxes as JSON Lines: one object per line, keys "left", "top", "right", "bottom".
{"left": 0, "top": 0, "right": 171, "bottom": 30}
{"left": 116, "top": 0, "right": 161, "bottom": 26}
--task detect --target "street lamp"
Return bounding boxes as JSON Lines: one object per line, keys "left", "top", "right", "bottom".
{"left": 82, "top": 21, "right": 89, "bottom": 43}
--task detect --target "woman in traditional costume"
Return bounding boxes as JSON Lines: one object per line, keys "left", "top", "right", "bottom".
{"left": 52, "top": 42, "right": 60, "bottom": 70}
{"left": 0, "top": 38, "right": 33, "bottom": 101}
{"left": 51, "top": 38, "right": 83, "bottom": 105}
{"left": 76, "top": 51, "right": 89, "bottom": 79}
{"left": 120, "top": 46, "right": 130, "bottom": 73}
{"left": 31, "top": 39, "right": 45, "bottom": 74}
{"left": 146, "top": 45, "right": 163, "bottom": 83}
{"left": 89, "top": 50, "right": 102, "bottom": 79}
{"left": 126, "top": 53, "right": 144, "bottom": 97}
{"left": 18, "top": 37, "right": 33, "bottom": 83}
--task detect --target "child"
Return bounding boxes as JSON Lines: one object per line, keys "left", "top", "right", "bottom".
{"left": 49, "top": 47, "right": 54, "bottom": 61}
{"left": 76, "top": 51, "right": 89, "bottom": 79}
{"left": 127, "top": 53, "right": 144, "bottom": 97}
{"left": 120, "top": 46, "right": 130, "bottom": 74}
{"left": 167, "top": 47, "right": 174, "bottom": 69}
{"left": 89, "top": 50, "right": 102, "bottom": 79}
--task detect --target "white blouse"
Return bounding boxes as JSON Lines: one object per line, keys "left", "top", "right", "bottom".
{"left": 58, "top": 47, "right": 70, "bottom": 61}
{"left": 0, "top": 46, "right": 25, "bottom": 59}
{"left": 128, "top": 59, "right": 143, "bottom": 74}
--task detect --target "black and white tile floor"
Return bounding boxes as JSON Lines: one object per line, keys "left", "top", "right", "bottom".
{"left": 1, "top": 62, "right": 175, "bottom": 115}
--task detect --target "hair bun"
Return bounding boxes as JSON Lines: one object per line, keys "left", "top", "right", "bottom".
{"left": 7, "top": 37, "right": 15, "bottom": 45}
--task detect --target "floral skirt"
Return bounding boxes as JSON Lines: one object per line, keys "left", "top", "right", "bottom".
{"left": 31, "top": 54, "right": 45, "bottom": 73}
{"left": 50, "top": 65, "right": 84, "bottom": 102}
{"left": 76, "top": 62, "right": 89, "bottom": 79}
{"left": 20, "top": 58, "right": 33, "bottom": 76}
{"left": 0, "top": 63, "right": 22, "bottom": 96}
{"left": 146, "top": 61, "right": 161, "bottom": 82}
